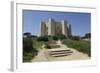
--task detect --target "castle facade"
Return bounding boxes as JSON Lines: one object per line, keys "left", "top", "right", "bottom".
{"left": 40, "top": 18, "right": 72, "bottom": 37}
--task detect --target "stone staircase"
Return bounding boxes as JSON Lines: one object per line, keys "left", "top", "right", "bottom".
{"left": 49, "top": 49, "right": 73, "bottom": 57}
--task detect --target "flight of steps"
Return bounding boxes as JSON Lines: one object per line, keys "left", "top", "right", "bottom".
{"left": 49, "top": 50, "right": 73, "bottom": 57}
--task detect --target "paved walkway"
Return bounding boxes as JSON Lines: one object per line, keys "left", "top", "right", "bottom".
{"left": 31, "top": 40, "right": 90, "bottom": 62}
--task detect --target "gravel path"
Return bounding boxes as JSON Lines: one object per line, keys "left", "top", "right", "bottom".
{"left": 31, "top": 40, "right": 90, "bottom": 62}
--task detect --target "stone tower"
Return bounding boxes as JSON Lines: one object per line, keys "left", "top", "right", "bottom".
{"left": 40, "top": 21, "right": 47, "bottom": 36}
{"left": 68, "top": 24, "right": 72, "bottom": 37}
{"left": 61, "top": 20, "right": 68, "bottom": 37}
{"left": 48, "top": 18, "right": 55, "bottom": 36}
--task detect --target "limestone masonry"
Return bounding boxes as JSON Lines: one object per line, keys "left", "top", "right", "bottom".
{"left": 40, "top": 18, "right": 72, "bottom": 37}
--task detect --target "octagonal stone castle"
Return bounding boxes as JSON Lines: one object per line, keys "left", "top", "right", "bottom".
{"left": 40, "top": 18, "right": 72, "bottom": 37}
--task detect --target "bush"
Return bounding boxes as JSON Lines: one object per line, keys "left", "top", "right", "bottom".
{"left": 44, "top": 41, "right": 60, "bottom": 49}
{"left": 44, "top": 43, "right": 51, "bottom": 49}
{"left": 58, "top": 35, "right": 67, "bottom": 40}
{"left": 52, "top": 36, "right": 58, "bottom": 40}
{"left": 23, "top": 52, "right": 33, "bottom": 62}
{"left": 37, "top": 36, "right": 48, "bottom": 42}
{"left": 23, "top": 38, "right": 34, "bottom": 53}
{"left": 50, "top": 45, "right": 60, "bottom": 48}
{"left": 71, "top": 36, "right": 81, "bottom": 41}
{"left": 23, "top": 37, "right": 38, "bottom": 62}
{"left": 47, "top": 40, "right": 56, "bottom": 44}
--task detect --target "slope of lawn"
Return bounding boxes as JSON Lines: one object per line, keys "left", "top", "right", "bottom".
{"left": 62, "top": 40, "right": 91, "bottom": 57}
{"left": 32, "top": 38, "right": 44, "bottom": 49}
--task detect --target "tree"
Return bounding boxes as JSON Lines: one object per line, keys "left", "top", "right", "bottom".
{"left": 23, "top": 32, "right": 31, "bottom": 38}
{"left": 85, "top": 33, "right": 91, "bottom": 39}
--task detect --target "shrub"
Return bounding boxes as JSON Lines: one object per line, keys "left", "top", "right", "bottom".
{"left": 50, "top": 45, "right": 60, "bottom": 48}
{"left": 23, "top": 52, "right": 33, "bottom": 62}
{"left": 71, "top": 36, "right": 81, "bottom": 41}
{"left": 58, "top": 35, "right": 67, "bottom": 40}
{"left": 47, "top": 40, "right": 56, "bottom": 44}
{"left": 44, "top": 43, "right": 51, "bottom": 49}
{"left": 23, "top": 37, "right": 38, "bottom": 62}
{"left": 37, "top": 36, "right": 48, "bottom": 42}
{"left": 52, "top": 36, "right": 58, "bottom": 40}
{"left": 23, "top": 38, "right": 34, "bottom": 53}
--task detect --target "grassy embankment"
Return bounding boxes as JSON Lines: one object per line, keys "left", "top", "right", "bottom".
{"left": 62, "top": 40, "right": 91, "bottom": 57}
{"left": 23, "top": 37, "right": 46, "bottom": 62}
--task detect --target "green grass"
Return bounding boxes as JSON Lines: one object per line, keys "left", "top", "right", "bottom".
{"left": 32, "top": 38, "right": 44, "bottom": 49}
{"left": 62, "top": 40, "right": 91, "bottom": 57}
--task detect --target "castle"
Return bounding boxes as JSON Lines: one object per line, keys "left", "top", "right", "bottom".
{"left": 40, "top": 18, "right": 72, "bottom": 37}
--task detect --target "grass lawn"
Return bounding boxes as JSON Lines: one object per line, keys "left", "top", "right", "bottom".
{"left": 32, "top": 38, "right": 45, "bottom": 49}
{"left": 62, "top": 40, "right": 91, "bottom": 57}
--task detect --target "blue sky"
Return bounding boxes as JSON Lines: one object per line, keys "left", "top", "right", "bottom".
{"left": 23, "top": 10, "right": 91, "bottom": 37}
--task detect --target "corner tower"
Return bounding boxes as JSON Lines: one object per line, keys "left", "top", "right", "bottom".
{"left": 68, "top": 24, "right": 72, "bottom": 37}
{"left": 40, "top": 21, "right": 47, "bottom": 36}
{"left": 48, "top": 18, "right": 55, "bottom": 36}
{"left": 61, "top": 20, "right": 68, "bottom": 37}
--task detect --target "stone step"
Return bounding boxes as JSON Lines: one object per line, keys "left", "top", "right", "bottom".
{"left": 49, "top": 49, "right": 73, "bottom": 57}
{"left": 50, "top": 53, "right": 71, "bottom": 57}
{"left": 50, "top": 50, "right": 72, "bottom": 52}
{"left": 50, "top": 51, "right": 73, "bottom": 55}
